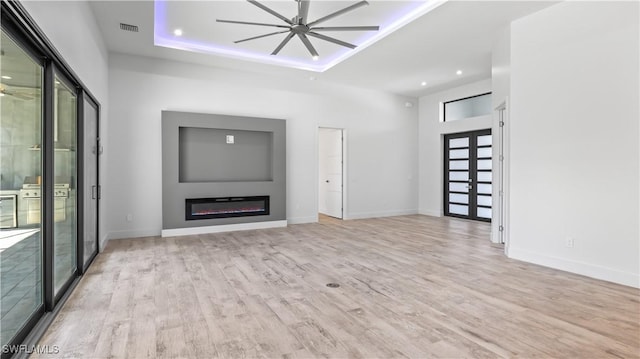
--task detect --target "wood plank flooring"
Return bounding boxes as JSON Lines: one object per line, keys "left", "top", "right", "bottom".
{"left": 34, "top": 215, "right": 639, "bottom": 358}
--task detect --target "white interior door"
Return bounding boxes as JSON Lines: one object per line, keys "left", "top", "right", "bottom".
{"left": 319, "top": 128, "right": 343, "bottom": 219}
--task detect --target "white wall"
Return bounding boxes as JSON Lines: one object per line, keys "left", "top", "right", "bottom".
{"left": 490, "top": 26, "right": 511, "bottom": 244}
{"left": 491, "top": 27, "right": 511, "bottom": 110}
{"left": 418, "top": 79, "right": 493, "bottom": 218}
{"left": 509, "top": 1, "right": 639, "bottom": 287}
{"left": 106, "top": 53, "right": 418, "bottom": 239}
{"left": 21, "top": 1, "right": 110, "bottom": 248}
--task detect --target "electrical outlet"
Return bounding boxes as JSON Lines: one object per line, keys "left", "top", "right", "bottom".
{"left": 566, "top": 237, "right": 574, "bottom": 248}
{"left": 126, "top": 214, "right": 133, "bottom": 222}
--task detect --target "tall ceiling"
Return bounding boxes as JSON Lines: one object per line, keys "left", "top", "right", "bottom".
{"left": 89, "top": 0, "right": 556, "bottom": 97}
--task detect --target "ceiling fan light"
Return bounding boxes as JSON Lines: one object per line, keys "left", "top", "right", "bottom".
{"left": 312, "top": 55, "right": 319, "bottom": 61}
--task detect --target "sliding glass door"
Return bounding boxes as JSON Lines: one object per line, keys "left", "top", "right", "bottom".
{"left": 81, "top": 94, "right": 99, "bottom": 271}
{"left": 1, "top": 3, "right": 101, "bottom": 354}
{"left": 52, "top": 73, "right": 77, "bottom": 296}
{"left": 0, "top": 28, "right": 44, "bottom": 348}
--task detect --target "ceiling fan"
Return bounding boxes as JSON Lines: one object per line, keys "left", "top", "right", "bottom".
{"left": 217, "top": 0, "right": 380, "bottom": 60}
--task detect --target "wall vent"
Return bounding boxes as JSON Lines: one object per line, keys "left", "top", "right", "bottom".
{"left": 119, "top": 23, "right": 139, "bottom": 32}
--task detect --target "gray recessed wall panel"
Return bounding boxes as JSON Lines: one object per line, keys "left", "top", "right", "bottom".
{"left": 162, "top": 111, "right": 286, "bottom": 230}
{"left": 179, "top": 127, "right": 273, "bottom": 182}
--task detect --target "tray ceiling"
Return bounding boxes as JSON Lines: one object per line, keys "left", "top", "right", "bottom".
{"left": 154, "top": 0, "right": 444, "bottom": 72}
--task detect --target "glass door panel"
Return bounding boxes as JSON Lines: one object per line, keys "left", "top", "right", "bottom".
{"left": 0, "top": 29, "right": 44, "bottom": 346}
{"left": 82, "top": 95, "right": 98, "bottom": 269}
{"left": 53, "top": 74, "right": 77, "bottom": 296}
{"left": 444, "top": 129, "right": 492, "bottom": 222}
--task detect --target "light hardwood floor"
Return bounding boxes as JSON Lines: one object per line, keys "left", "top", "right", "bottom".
{"left": 34, "top": 215, "right": 639, "bottom": 358}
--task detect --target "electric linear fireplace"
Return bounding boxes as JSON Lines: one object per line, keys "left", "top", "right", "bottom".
{"left": 185, "top": 196, "right": 270, "bottom": 221}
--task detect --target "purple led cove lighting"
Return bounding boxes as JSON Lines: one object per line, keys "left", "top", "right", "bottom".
{"left": 154, "top": 0, "right": 447, "bottom": 72}
{"left": 154, "top": 0, "right": 330, "bottom": 71}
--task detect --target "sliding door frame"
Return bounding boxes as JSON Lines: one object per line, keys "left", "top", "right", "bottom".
{"left": 0, "top": 8, "right": 48, "bottom": 354}
{"left": 1, "top": 1, "right": 101, "bottom": 357}
{"left": 77, "top": 91, "right": 100, "bottom": 274}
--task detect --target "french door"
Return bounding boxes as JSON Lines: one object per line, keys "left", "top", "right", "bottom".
{"left": 444, "top": 129, "right": 492, "bottom": 222}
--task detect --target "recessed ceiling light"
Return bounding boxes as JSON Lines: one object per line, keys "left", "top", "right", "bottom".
{"left": 0, "top": 93, "right": 4, "bottom": 97}
{"left": 173, "top": 28, "right": 183, "bottom": 36}
{"left": 1, "top": 75, "right": 12, "bottom": 80}
{"left": 456, "top": 70, "right": 462, "bottom": 75}
{"left": 420, "top": 81, "right": 427, "bottom": 86}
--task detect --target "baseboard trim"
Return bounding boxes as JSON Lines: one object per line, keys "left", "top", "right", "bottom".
{"left": 287, "top": 216, "right": 317, "bottom": 224}
{"left": 161, "top": 220, "right": 288, "bottom": 237}
{"left": 107, "top": 228, "right": 160, "bottom": 240}
{"left": 418, "top": 209, "right": 442, "bottom": 217}
{"left": 345, "top": 209, "right": 418, "bottom": 220}
{"left": 99, "top": 234, "right": 109, "bottom": 251}
{"left": 508, "top": 247, "right": 639, "bottom": 288}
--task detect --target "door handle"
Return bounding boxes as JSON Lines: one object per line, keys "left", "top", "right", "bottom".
{"left": 91, "top": 185, "right": 97, "bottom": 199}
{"left": 467, "top": 185, "right": 473, "bottom": 190}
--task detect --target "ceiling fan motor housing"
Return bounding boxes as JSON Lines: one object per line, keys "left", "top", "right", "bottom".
{"left": 216, "top": 0, "right": 380, "bottom": 59}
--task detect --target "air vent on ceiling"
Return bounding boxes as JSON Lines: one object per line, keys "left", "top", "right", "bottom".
{"left": 119, "top": 23, "right": 139, "bottom": 32}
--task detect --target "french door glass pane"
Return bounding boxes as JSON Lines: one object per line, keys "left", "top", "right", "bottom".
{"left": 449, "top": 182, "right": 469, "bottom": 193}
{"left": 449, "top": 138, "right": 469, "bottom": 148}
{"left": 449, "top": 204, "right": 469, "bottom": 215}
{"left": 449, "top": 193, "right": 469, "bottom": 204}
{"left": 53, "top": 75, "right": 77, "bottom": 295}
{"left": 449, "top": 160, "right": 469, "bottom": 170}
{"left": 477, "top": 159, "right": 492, "bottom": 170}
{"left": 449, "top": 171, "right": 469, "bottom": 181}
{"left": 477, "top": 147, "right": 492, "bottom": 158}
{"left": 477, "top": 171, "right": 492, "bottom": 182}
{"left": 477, "top": 183, "right": 492, "bottom": 194}
{"left": 477, "top": 135, "right": 492, "bottom": 146}
{"left": 477, "top": 207, "right": 492, "bottom": 218}
{"left": 477, "top": 195, "right": 492, "bottom": 207}
{"left": 0, "top": 29, "right": 43, "bottom": 346}
{"left": 449, "top": 149, "right": 469, "bottom": 159}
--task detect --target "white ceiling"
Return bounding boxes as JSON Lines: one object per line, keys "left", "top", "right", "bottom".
{"left": 89, "top": 0, "right": 556, "bottom": 97}
{"left": 154, "top": 1, "right": 443, "bottom": 71}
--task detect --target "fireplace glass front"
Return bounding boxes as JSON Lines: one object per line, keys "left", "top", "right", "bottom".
{"left": 185, "top": 196, "right": 269, "bottom": 220}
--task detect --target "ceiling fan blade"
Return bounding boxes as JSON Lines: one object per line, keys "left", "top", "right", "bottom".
{"left": 307, "top": 1, "right": 369, "bottom": 27}
{"left": 298, "top": 0, "right": 310, "bottom": 23}
{"left": 271, "top": 32, "right": 296, "bottom": 55}
{"left": 217, "top": 19, "right": 290, "bottom": 29}
{"left": 311, "top": 26, "right": 380, "bottom": 32}
{"left": 247, "top": 0, "right": 293, "bottom": 25}
{"left": 297, "top": 33, "right": 319, "bottom": 59}
{"left": 234, "top": 30, "right": 290, "bottom": 44}
{"left": 307, "top": 32, "right": 356, "bottom": 49}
